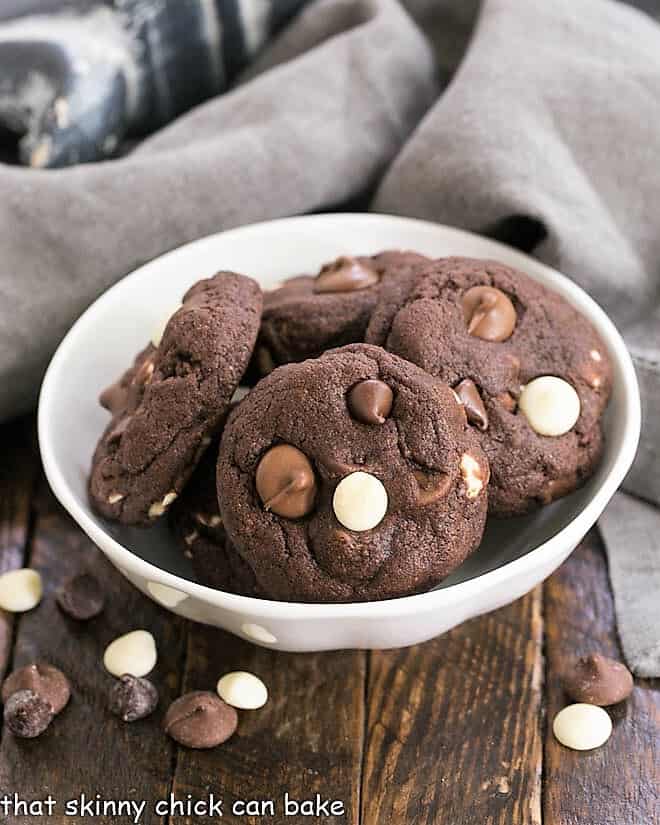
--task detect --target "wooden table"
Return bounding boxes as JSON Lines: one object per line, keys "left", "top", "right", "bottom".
{"left": 0, "top": 416, "right": 657, "bottom": 824}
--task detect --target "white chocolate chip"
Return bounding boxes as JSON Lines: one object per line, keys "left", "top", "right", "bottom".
{"left": 0, "top": 569, "right": 43, "bottom": 612}
{"left": 590, "top": 349, "right": 602, "bottom": 362}
{"left": 148, "top": 492, "right": 178, "bottom": 519}
{"left": 107, "top": 492, "right": 124, "bottom": 504}
{"left": 150, "top": 306, "right": 180, "bottom": 348}
{"left": 552, "top": 703, "right": 612, "bottom": 750}
{"left": 460, "top": 453, "right": 487, "bottom": 499}
{"left": 217, "top": 671, "right": 268, "bottom": 710}
{"left": 184, "top": 530, "right": 199, "bottom": 546}
{"left": 332, "top": 472, "right": 388, "bottom": 531}
{"left": 518, "top": 376, "right": 581, "bottom": 437}
{"left": 103, "top": 630, "right": 157, "bottom": 678}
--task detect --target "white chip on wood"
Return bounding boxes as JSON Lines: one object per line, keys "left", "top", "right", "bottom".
{"left": 552, "top": 703, "right": 612, "bottom": 750}
{"left": 0, "top": 569, "right": 43, "bottom": 612}
{"left": 217, "top": 671, "right": 268, "bottom": 710}
{"left": 103, "top": 630, "right": 157, "bottom": 678}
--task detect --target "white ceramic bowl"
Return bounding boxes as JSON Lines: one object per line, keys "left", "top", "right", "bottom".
{"left": 38, "top": 214, "right": 640, "bottom": 652}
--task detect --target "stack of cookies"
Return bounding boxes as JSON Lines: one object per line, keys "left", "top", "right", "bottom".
{"left": 89, "top": 253, "right": 612, "bottom": 602}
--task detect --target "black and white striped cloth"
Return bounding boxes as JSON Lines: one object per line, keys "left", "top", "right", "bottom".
{"left": 0, "top": 0, "right": 313, "bottom": 167}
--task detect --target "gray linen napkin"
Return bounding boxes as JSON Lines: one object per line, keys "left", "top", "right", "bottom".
{"left": 0, "top": 0, "right": 437, "bottom": 420}
{"left": 0, "top": 0, "right": 658, "bottom": 672}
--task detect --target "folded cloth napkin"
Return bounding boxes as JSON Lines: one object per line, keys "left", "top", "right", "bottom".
{"left": 0, "top": 0, "right": 658, "bottom": 672}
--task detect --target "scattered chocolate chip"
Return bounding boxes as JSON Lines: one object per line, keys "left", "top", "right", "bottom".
{"left": 56, "top": 573, "right": 105, "bottom": 620}
{"left": 562, "top": 653, "right": 634, "bottom": 706}
{"left": 255, "top": 444, "right": 317, "bottom": 519}
{"left": 314, "top": 256, "right": 380, "bottom": 294}
{"left": 461, "top": 285, "right": 517, "bottom": 342}
{"left": 413, "top": 470, "right": 452, "bottom": 504}
{"left": 2, "top": 662, "right": 71, "bottom": 715}
{"left": 455, "top": 379, "right": 489, "bottom": 430}
{"left": 109, "top": 674, "right": 159, "bottom": 722}
{"left": 347, "top": 379, "right": 393, "bottom": 425}
{"left": 4, "top": 689, "right": 54, "bottom": 738}
{"left": 163, "top": 691, "right": 237, "bottom": 749}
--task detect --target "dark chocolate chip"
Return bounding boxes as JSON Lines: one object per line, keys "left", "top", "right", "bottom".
{"left": 461, "top": 286, "right": 517, "bottom": 342}
{"left": 109, "top": 674, "right": 159, "bottom": 722}
{"left": 347, "top": 379, "right": 393, "bottom": 425}
{"left": 255, "top": 444, "right": 316, "bottom": 519}
{"left": 562, "top": 653, "right": 634, "bottom": 706}
{"left": 56, "top": 573, "right": 105, "bottom": 620}
{"left": 314, "top": 256, "right": 380, "bottom": 294}
{"left": 2, "top": 662, "right": 71, "bottom": 715}
{"left": 163, "top": 691, "right": 237, "bottom": 749}
{"left": 455, "top": 379, "right": 489, "bottom": 430}
{"left": 413, "top": 470, "right": 452, "bottom": 504}
{"left": 4, "top": 689, "right": 54, "bottom": 738}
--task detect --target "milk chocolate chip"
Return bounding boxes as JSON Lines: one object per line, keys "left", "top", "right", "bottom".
{"left": 413, "top": 470, "right": 452, "bottom": 504}
{"left": 99, "top": 381, "right": 127, "bottom": 414}
{"left": 255, "top": 444, "right": 316, "bottom": 518}
{"left": 562, "top": 653, "right": 634, "bottom": 706}
{"left": 2, "top": 663, "right": 71, "bottom": 714}
{"left": 462, "top": 286, "right": 516, "bottom": 342}
{"left": 163, "top": 691, "right": 237, "bottom": 749}
{"left": 4, "top": 690, "right": 54, "bottom": 738}
{"left": 314, "top": 256, "right": 380, "bottom": 293}
{"left": 347, "top": 379, "right": 393, "bottom": 425}
{"left": 57, "top": 572, "right": 105, "bottom": 620}
{"left": 455, "top": 379, "right": 489, "bottom": 430}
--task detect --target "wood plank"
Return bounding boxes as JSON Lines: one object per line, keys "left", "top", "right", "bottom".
{"left": 543, "top": 528, "right": 660, "bottom": 825}
{"left": 169, "top": 629, "right": 366, "bottom": 825}
{"left": 0, "top": 475, "right": 188, "bottom": 825}
{"left": 361, "top": 587, "right": 544, "bottom": 825}
{"left": 0, "top": 417, "right": 39, "bottom": 681}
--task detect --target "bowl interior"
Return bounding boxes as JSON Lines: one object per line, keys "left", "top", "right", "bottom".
{"left": 39, "top": 215, "right": 634, "bottom": 598}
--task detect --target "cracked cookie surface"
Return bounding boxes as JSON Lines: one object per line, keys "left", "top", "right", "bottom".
{"left": 366, "top": 257, "right": 613, "bottom": 516}
{"left": 89, "top": 272, "right": 262, "bottom": 526}
{"left": 217, "top": 344, "right": 489, "bottom": 603}
{"left": 250, "top": 250, "right": 429, "bottom": 379}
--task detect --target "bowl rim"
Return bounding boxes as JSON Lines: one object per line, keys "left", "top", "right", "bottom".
{"left": 38, "top": 213, "right": 641, "bottom": 619}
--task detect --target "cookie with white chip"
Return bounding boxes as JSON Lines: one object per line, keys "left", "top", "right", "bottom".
{"left": 249, "top": 250, "right": 429, "bottom": 378}
{"left": 217, "top": 344, "right": 489, "bottom": 603}
{"left": 366, "top": 257, "right": 612, "bottom": 516}
{"left": 89, "top": 272, "right": 262, "bottom": 525}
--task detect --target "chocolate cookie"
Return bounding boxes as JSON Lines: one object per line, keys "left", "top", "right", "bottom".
{"left": 217, "top": 344, "right": 489, "bottom": 603}
{"left": 366, "top": 257, "right": 613, "bottom": 516}
{"left": 170, "top": 440, "right": 259, "bottom": 596}
{"left": 250, "top": 251, "right": 429, "bottom": 378}
{"left": 89, "top": 272, "right": 262, "bottom": 525}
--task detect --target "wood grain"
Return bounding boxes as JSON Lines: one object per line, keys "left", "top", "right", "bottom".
{"left": 0, "top": 476, "right": 188, "bottom": 825}
{"left": 168, "top": 629, "right": 366, "bottom": 824}
{"left": 543, "top": 529, "right": 660, "bottom": 825}
{"left": 0, "top": 417, "right": 38, "bottom": 681}
{"left": 361, "top": 588, "right": 544, "bottom": 825}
